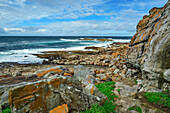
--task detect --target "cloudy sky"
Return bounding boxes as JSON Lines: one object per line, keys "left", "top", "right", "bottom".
{"left": 0, "top": 0, "right": 168, "bottom": 36}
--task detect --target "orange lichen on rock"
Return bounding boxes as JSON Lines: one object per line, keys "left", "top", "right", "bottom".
{"left": 49, "top": 78, "right": 61, "bottom": 88}
{"left": 90, "top": 86, "right": 95, "bottom": 95}
{"left": 9, "top": 81, "right": 52, "bottom": 112}
{"left": 63, "top": 73, "right": 72, "bottom": 77}
{"left": 114, "top": 74, "right": 119, "bottom": 77}
{"left": 50, "top": 104, "right": 69, "bottom": 113}
{"left": 94, "top": 70, "right": 100, "bottom": 74}
{"left": 36, "top": 68, "right": 63, "bottom": 78}
{"left": 0, "top": 75, "right": 8, "bottom": 79}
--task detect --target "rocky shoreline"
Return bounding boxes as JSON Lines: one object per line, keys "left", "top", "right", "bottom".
{"left": 0, "top": 1, "right": 170, "bottom": 113}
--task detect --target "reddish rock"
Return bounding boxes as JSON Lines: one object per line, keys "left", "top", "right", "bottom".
{"left": 49, "top": 104, "right": 69, "bottom": 113}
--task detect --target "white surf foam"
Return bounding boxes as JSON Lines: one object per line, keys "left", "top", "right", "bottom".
{"left": 60, "top": 38, "right": 79, "bottom": 41}
{"left": 113, "top": 39, "right": 130, "bottom": 42}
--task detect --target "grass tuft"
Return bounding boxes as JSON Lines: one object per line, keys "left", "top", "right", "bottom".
{"left": 144, "top": 91, "right": 170, "bottom": 108}
{"left": 128, "top": 105, "right": 142, "bottom": 113}
{"left": 1, "top": 106, "right": 11, "bottom": 113}
{"left": 81, "top": 81, "right": 117, "bottom": 113}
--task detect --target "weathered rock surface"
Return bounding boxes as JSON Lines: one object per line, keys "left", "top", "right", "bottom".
{"left": 127, "top": 1, "right": 170, "bottom": 91}
{"left": 49, "top": 104, "right": 69, "bottom": 113}
{"left": 0, "top": 66, "right": 106, "bottom": 113}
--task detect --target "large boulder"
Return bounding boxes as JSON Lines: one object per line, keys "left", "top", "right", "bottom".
{"left": 1, "top": 66, "right": 106, "bottom": 113}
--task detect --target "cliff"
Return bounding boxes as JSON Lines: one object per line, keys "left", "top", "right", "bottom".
{"left": 127, "top": 1, "right": 170, "bottom": 90}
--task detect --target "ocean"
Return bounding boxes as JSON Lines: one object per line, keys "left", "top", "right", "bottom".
{"left": 0, "top": 36, "right": 131, "bottom": 64}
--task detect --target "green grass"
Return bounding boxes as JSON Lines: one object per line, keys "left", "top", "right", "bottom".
{"left": 1, "top": 106, "right": 11, "bottom": 113}
{"left": 144, "top": 92, "right": 170, "bottom": 108}
{"left": 128, "top": 105, "right": 142, "bottom": 113}
{"left": 81, "top": 81, "right": 117, "bottom": 113}
{"left": 117, "top": 89, "right": 120, "bottom": 93}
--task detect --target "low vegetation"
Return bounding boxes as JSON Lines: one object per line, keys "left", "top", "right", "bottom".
{"left": 81, "top": 81, "right": 117, "bottom": 113}
{"left": 1, "top": 106, "right": 11, "bottom": 113}
{"left": 128, "top": 105, "right": 142, "bottom": 113}
{"left": 144, "top": 91, "right": 170, "bottom": 108}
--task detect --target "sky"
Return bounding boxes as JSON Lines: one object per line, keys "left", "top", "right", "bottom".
{"left": 0, "top": 0, "right": 168, "bottom": 36}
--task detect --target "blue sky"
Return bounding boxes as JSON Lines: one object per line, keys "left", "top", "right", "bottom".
{"left": 0, "top": 0, "right": 168, "bottom": 36}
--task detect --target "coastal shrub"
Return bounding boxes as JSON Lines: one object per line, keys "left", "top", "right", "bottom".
{"left": 128, "top": 105, "right": 142, "bottom": 113}
{"left": 81, "top": 81, "right": 117, "bottom": 113}
{"left": 144, "top": 91, "right": 170, "bottom": 108}
{"left": 1, "top": 106, "right": 11, "bottom": 113}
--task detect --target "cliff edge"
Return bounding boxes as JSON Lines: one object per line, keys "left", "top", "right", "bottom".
{"left": 127, "top": 1, "right": 170, "bottom": 91}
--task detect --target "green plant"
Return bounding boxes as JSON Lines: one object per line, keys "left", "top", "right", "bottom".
{"left": 81, "top": 101, "right": 116, "bottom": 113}
{"left": 117, "top": 89, "right": 120, "bottom": 92}
{"left": 128, "top": 105, "right": 142, "bottom": 113}
{"left": 81, "top": 104, "right": 106, "bottom": 113}
{"left": 134, "top": 79, "right": 138, "bottom": 84}
{"left": 81, "top": 82, "right": 117, "bottom": 113}
{"left": 144, "top": 92, "right": 170, "bottom": 108}
{"left": 1, "top": 106, "right": 11, "bottom": 113}
{"left": 102, "top": 100, "right": 116, "bottom": 113}
{"left": 95, "top": 81, "right": 117, "bottom": 102}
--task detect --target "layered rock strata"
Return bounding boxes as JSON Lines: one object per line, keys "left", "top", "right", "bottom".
{"left": 127, "top": 1, "right": 170, "bottom": 91}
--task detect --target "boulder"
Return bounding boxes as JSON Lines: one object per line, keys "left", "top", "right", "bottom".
{"left": 74, "top": 65, "right": 94, "bottom": 81}
{"left": 3, "top": 66, "right": 106, "bottom": 113}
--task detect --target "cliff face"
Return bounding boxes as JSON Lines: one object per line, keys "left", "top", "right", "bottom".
{"left": 127, "top": 1, "right": 170, "bottom": 90}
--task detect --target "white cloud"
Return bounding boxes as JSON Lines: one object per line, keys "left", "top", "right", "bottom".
{"left": 1, "top": 20, "right": 136, "bottom": 36}
{"left": 4, "top": 28, "right": 25, "bottom": 32}
{"left": 0, "top": 0, "right": 168, "bottom": 36}
{"left": 0, "top": 0, "right": 111, "bottom": 26}
{"left": 36, "top": 29, "right": 47, "bottom": 33}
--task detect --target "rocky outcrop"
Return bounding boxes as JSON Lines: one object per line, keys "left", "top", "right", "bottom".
{"left": 127, "top": 1, "right": 170, "bottom": 91}
{"left": 0, "top": 66, "right": 106, "bottom": 113}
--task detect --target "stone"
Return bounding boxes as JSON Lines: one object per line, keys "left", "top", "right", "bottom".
{"left": 0, "top": 73, "right": 12, "bottom": 79}
{"left": 82, "top": 75, "right": 97, "bottom": 86}
{"left": 59, "top": 84, "right": 106, "bottom": 111}
{"left": 123, "top": 65, "right": 127, "bottom": 70}
{"left": 0, "top": 91, "right": 9, "bottom": 105}
{"left": 112, "top": 65, "right": 117, "bottom": 70}
{"left": 74, "top": 65, "right": 94, "bottom": 81}
{"left": 114, "top": 69, "right": 119, "bottom": 75}
{"left": 34, "top": 66, "right": 65, "bottom": 78}
{"left": 16, "top": 72, "right": 22, "bottom": 76}
{"left": 49, "top": 104, "right": 69, "bottom": 113}
{"left": 114, "top": 82, "right": 138, "bottom": 97}
{"left": 163, "top": 69, "right": 170, "bottom": 82}
{"left": 5, "top": 68, "right": 106, "bottom": 113}
{"left": 44, "top": 71, "right": 55, "bottom": 78}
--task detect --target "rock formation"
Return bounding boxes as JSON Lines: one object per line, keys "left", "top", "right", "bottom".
{"left": 127, "top": 1, "right": 170, "bottom": 91}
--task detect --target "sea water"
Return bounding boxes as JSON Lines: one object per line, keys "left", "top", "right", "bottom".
{"left": 0, "top": 36, "right": 131, "bottom": 64}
